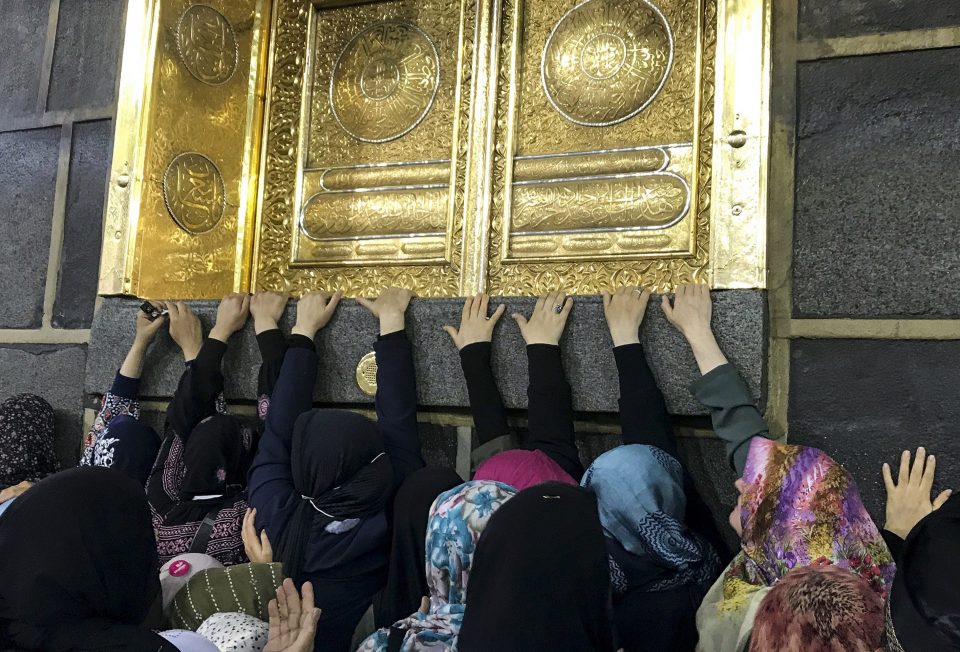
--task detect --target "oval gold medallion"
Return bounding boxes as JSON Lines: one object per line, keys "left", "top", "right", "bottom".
{"left": 176, "top": 4, "right": 239, "bottom": 86}
{"left": 542, "top": 0, "right": 673, "bottom": 127}
{"left": 356, "top": 351, "right": 378, "bottom": 396}
{"left": 330, "top": 21, "right": 440, "bottom": 143}
{"left": 162, "top": 152, "right": 226, "bottom": 235}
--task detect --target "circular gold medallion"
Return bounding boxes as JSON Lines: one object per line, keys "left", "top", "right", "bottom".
{"left": 356, "top": 352, "right": 379, "bottom": 396}
{"left": 176, "top": 4, "right": 239, "bottom": 85}
{"left": 542, "top": 0, "right": 673, "bottom": 127}
{"left": 162, "top": 153, "right": 226, "bottom": 234}
{"left": 330, "top": 21, "right": 440, "bottom": 143}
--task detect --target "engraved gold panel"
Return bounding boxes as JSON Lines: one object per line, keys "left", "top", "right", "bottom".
{"left": 101, "top": 0, "right": 270, "bottom": 299}
{"left": 254, "top": 0, "right": 477, "bottom": 296}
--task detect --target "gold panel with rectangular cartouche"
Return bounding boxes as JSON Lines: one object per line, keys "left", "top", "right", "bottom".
{"left": 103, "top": 0, "right": 770, "bottom": 299}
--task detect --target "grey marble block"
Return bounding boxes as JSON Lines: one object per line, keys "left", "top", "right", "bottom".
{"left": 0, "top": 0, "right": 51, "bottom": 120}
{"left": 85, "top": 291, "right": 766, "bottom": 416}
{"left": 799, "top": 0, "right": 960, "bottom": 40}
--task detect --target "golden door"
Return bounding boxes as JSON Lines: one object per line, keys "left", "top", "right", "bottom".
{"left": 101, "top": 0, "right": 770, "bottom": 299}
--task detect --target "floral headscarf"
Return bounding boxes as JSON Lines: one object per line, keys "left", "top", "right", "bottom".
{"left": 696, "top": 438, "right": 895, "bottom": 652}
{"left": 0, "top": 394, "right": 59, "bottom": 489}
{"left": 358, "top": 480, "right": 517, "bottom": 652}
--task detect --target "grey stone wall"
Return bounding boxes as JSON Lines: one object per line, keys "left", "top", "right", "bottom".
{"left": 0, "top": 0, "right": 126, "bottom": 468}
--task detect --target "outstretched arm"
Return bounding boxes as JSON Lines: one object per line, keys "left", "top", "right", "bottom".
{"left": 252, "top": 292, "right": 292, "bottom": 422}
{"left": 360, "top": 288, "right": 425, "bottom": 486}
{"left": 881, "top": 447, "right": 953, "bottom": 561}
{"left": 514, "top": 292, "right": 583, "bottom": 481}
{"left": 248, "top": 291, "right": 341, "bottom": 538}
{"left": 444, "top": 294, "right": 510, "bottom": 447}
{"left": 603, "top": 287, "right": 676, "bottom": 457}
{"left": 664, "top": 285, "right": 768, "bottom": 474}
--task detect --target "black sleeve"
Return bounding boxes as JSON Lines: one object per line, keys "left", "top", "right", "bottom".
{"left": 882, "top": 529, "right": 905, "bottom": 563}
{"left": 459, "top": 342, "right": 510, "bottom": 446}
{"left": 165, "top": 338, "right": 227, "bottom": 442}
{"left": 526, "top": 344, "right": 584, "bottom": 481}
{"left": 256, "top": 329, "right": 288, "bottom": 422}
{"left": 613, "top": 343, "right": 677, "bottom": 458}
{"left": 375, "top": 331, "right": 425, "bottom": 488}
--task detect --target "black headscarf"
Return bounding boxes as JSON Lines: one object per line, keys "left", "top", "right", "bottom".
{"left": 181, "top": 414, "right": 253, "bottom": 498}
{"left": 886, "top": 495, "right": 960, "bottom": 652}
{"left": 276, "top": 409, "right": 395, "bottom": 582}
{"left": 458, "top": 482, "right": 615, "bottom": 652}
{"left": 0, "top": 394, "right": 59, "bottom": 490}
{"left": 82, "top": 415, "right": 160, "bottom": 486}
{"left": 0, "top": 467, "right": 176, "bottom": 652}
{"left": 374, "top": 466, "right": 464, "bottom": 628}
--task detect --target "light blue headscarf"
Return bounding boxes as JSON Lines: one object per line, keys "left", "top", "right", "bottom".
{"left": 358, "top": 480, "right": 517, "bottom": 652}
{"left": 582, "top": 444, "right": 719, "bottom": 592}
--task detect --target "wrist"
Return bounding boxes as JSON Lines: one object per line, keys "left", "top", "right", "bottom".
{"left": 130, "top": 336, "right": 151, "bottom": 350}
{"left": 254, "top": 317, "right": 279, "bottom": 335}
{"left": 182, "top": 346, "right": 201, "bottom": 362}
{"left": 379, "top": 313, "right": 405, "bottom": 335}
{"left": 209, "top": 325, "right": 234, "bottom": 343}
{"left": 609, "top": 326, "right": 640, "bottom": 348}
{"left": 291, "top": 324, "right": 318, "bottom": 340}
{"left": 683, "top": 325, "right": 714, "bottom": 346}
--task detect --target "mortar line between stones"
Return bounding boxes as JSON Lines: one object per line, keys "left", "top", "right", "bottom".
{"left": 42, "top": 122, "right": 73, "bottom": 330}
{"left": 0, "top": 329, "right": 90, "bottom": 344}
{"left": 790, "top": 319, "right": 960, "bottom": 340}
{"left": 36, "top": 0, "right": 61, "bottom": 114}
{"left": 0, "top": 107, "right": 115, "bottom": 135}
{"left": 797, "top": 26, "right": 960, "bottom": 62}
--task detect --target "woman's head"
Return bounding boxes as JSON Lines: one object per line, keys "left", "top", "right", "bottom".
{"left": 87, "top": 415, "right": 160, "bottom": 485}
{"left": 181, "top": 415, "right": 253, "bottom": 497}
{"left": 732, "top": 438, "right": 895, "bottom": 593}
{"left": 749, "top": 563, "right": 884, "bottom": 652}
{"left": 0, "top": 393, "right": 59, "bottom": 489}
{"left": 457, "top": 482, "right": 614, "bottom": 652}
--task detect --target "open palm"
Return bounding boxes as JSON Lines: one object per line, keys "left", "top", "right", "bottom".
{"left": 264, "top": 579, "right": 321, "bottom": 652}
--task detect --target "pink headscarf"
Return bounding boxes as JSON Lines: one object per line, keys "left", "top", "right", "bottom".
{"left": 473, "top": 449, "right": 576, "bottom": 490}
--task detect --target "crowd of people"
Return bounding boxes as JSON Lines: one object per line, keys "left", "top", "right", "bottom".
{"left": 0, "top": 284, "right": 956, "bottom": 652}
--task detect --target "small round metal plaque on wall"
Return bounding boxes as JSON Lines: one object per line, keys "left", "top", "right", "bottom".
{"left": 176, "top": 4, "right": 239, "bottom": 86}
{"left": 162, "top": 152, "right": 226, "bottom": 234}
{"left": 542, "top": 0, "right": 674, "bottom": 127}
{"left": 356, "top": 351, "right": 378, "bottom": 396}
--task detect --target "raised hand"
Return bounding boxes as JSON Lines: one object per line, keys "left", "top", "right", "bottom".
{"left": 443, "top": 294, "right": 506, "bottom": 350}
{"left": 292, "top": 291, "right": 343, "bottom": 340}
{"left": 603, "top": 286, "right": 651, "bottom": 347}
{"left": 512, "top": 291, "right": 573, "bottom": 346}
{"left": 661, "top": 284, "right": 712, "bottom": 339}
{"left": 209, "top": 293, "right": 252, "bottom": 343}
{"left": 883, "top": 447, "right": 953, "bottom": 539}
{"left": 135, "top": 302, "right": 167, "bottom": 344}
{"left": 251, "top": 292, "right": 291, "bottom": 334}
{"left": 242, "top": 508, "right": 274, "bottom": 564}
{"left": 264, "top": 579, "right": 321, "bottom": 652}
{"left": 165, "top": 302, "right": 204, "bottom": 362}
{"left": 358, "top": 287, "right": 415, "bottom": 335}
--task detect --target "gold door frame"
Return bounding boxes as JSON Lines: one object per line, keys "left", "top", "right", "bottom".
{"left": 100, "top": 0, "right": 769, "bottom": 299}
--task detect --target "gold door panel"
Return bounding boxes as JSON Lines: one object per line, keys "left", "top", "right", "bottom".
{"left": 102, "top": 0, "right": 771, "bottom": 298}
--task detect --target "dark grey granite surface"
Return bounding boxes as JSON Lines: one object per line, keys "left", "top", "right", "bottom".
{"left": 794, "top": 48, "right": 960, "bottom": 319}
{"left": 0, "top": 0, "right": 51, "bottom": 120}
{"left": 799, "top": 0, "right": 960, "bottom": 40}
{"left": 789, "top": 339, "right": 960, "bottom": 526}
{"left": 0, "top": 345, "right": 87, "bottom": 471}
{"left": 46, "top": 0, "right": 126, "bottom": 111}
{"left": 54, "top": 120, "right": 113, "bottom": 328}
{"left": 0, "top": 127, "right": 61, "bottom": 329}
{"left": 85, "top": 291, "right": 766, "bottom": 416}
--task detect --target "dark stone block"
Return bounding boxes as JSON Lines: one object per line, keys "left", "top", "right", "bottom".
{"left": 0, "top": 127, "right": 60, "bottom": 328}
{"left": 0, "top": 0, "right": 50, "bottom": 120}
{"left": 0, "top": 345, "right": 87, "bottom": 471}
{"left": 85, "top": 292, "right": 766, "bottom": 416}
{"left": 789, "top": 339, "right": 960, "bottom": 526}
{"left": 54, "top": 119, "right": 113, "bottom": 328}
{"left": 794, "top": 49, "right": 960, "bottom": 318}
{"left": 46, "top": 0, "right": 125, "bottom": 111}
{"left": 799, "top": 0, "right": 960, "bottom": 40}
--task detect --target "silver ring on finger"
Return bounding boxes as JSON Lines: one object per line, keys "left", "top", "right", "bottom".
{"left": 554, "top": 303, "right": 564, "bottom": 314}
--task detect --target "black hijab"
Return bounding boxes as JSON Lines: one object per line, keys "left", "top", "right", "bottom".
{"left": 0, "top": 467, "right": 176, "bottom": 652}
{"left": 374, "top": 466, "right": 464, "bottom": 628}
{"left": 181, "top": 414, "right": 253, "bottom": 498}
{"left": 458, "top": 482, "right": 615, "bottom": 652}
{"left": 887, "top": 495, "right": 960, "bottom": 651}
{"left": 84, "top": 414, "right": 160, "bottom": 486}
{"left": 0, "top": 394, "right": 59, "bottom": 490}
{"left": 275, "top": 409, "right": 395, "bottom": 582}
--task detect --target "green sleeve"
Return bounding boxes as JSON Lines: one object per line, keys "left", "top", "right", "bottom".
{"left": 690, "top": 363, "right": 769, "bottom": 475}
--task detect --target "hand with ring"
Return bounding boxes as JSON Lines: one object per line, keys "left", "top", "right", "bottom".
{"left": 512, "top": 291, "right": 573, "bottom": 346}
{"left": 443, "top": 293, "right": 507, "bottom": 350}
{"left": 603, "top": 286, "right": 652, "bottom": 347}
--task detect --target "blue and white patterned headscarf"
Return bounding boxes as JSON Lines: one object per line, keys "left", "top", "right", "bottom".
{"left": 582, "top": 444, "right": 720, "bottom": 593}
{"left": 358, "top": 480, "right": 517, "bottom": 652}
